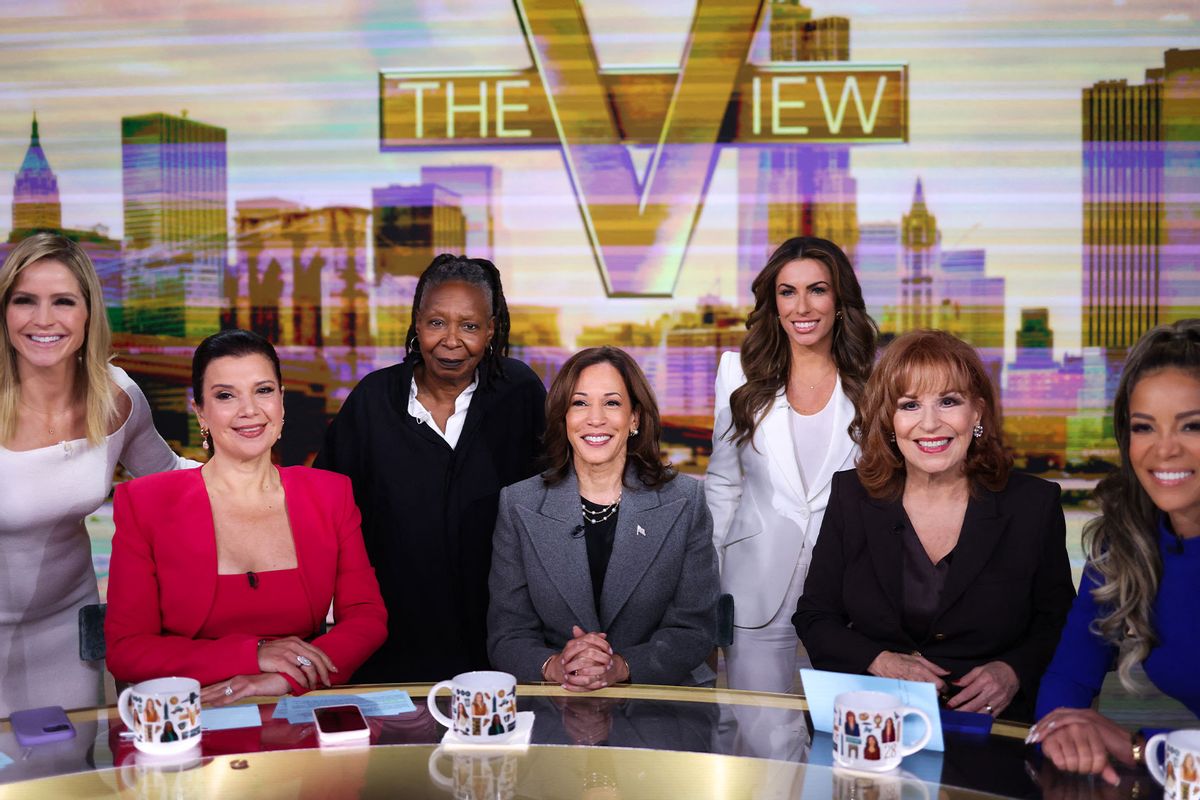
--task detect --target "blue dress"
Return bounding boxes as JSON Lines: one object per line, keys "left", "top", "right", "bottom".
{"left": 1035, "top": 518, "right": 1200, "bottom": 719}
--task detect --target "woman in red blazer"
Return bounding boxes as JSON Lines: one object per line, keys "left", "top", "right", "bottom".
{"left": 105, "top": 330, "right": 387, "bottom": 706}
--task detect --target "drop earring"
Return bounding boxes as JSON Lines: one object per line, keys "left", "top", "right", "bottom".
{"left": 200, "top": 426, "right": 211, "bottom": 450}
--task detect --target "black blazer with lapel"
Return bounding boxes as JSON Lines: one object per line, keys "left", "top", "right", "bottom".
{"left": 792, "top": 469, "right": 1075, "bottom": 721}
{"left": 314, "top": 356, "right": 547, "bottom": 682}
{"left": 488, "top": 468, "right": 719, "bottom": 686}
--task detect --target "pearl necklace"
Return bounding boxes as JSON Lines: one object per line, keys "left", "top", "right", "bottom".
{"left": 581, "top": 495, "right": 621, "bottom": 525}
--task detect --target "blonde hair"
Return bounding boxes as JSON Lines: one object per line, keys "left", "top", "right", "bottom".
{"left": 0, "top": 233, "right": 116, "bottom": 446}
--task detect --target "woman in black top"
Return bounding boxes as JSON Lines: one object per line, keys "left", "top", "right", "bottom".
{"left": 793, "top": 330, "right": 1074, "bottom": 721}
{"left": 314, "top": 254, "right": 546, "bottom": 682}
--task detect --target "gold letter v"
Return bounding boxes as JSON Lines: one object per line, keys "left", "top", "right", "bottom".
{"left": 514, "top": 0, "right": 763, "bottom": 296}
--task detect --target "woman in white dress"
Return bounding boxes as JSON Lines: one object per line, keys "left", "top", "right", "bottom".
{"left": 707, "top": 236, "right": 878, "bottom": 694}
{"left": 0, "top": 233, "right": 192, "bottom": 717}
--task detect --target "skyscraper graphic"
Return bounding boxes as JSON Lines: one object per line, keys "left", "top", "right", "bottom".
{"left": 1082, "top": 48, "right": 1200, "bottom": 350}
{"left": 856, "top": 221, "right": 900, "bottom": 326}
{"left": 736, "top": 2, "right": 858, "bottom": 309}
{"left": 769, "top": 0, "right": 849, "bottom": 61}
{"left": 940, "top": 248, "right": 1004, "bottom": 358}
{"left": 1004, "top": 309, "right": 1085, "bottom": 469}
{"left": 419, "top": 166, "right": 497, "bottom": 260}
{"left": 372, "top": 184, "right": 466, "bottom": 279}
{"left": 898, "top": 178, "right": 939, "bottom": 333}
{"left": 11, "top": 114, "right": 62, "bottom": 236}
{"left": 232, "top": 200, "right": 371, "bottom": 348}
{"left": 121, "top": 112, "right": 228, "bottom": 339}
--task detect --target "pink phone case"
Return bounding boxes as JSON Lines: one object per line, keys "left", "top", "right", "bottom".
{"left": 9, "top": 706, "right": 76, "bottom": 746}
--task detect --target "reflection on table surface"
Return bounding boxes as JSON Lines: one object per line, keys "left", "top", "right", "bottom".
{"left": 0, "top": 684, "right": 1162, "bottom": 799}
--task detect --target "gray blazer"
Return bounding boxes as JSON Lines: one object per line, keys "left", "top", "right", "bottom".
{"left": 487, "top": 468, "right": 719, "bottom": 686}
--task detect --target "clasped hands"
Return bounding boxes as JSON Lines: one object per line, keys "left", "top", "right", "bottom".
{"left": 542, "top": 625, "right": 629, "bottom": 692}
{"left": 867, "top": 651, "right": 1019, "bottom": 717}
{"left": 201, "top": 636, "right": 337, "bottom": 707}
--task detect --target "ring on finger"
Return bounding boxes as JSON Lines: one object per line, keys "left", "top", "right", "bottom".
{"left": 224, "top": 684, "right": 234, "bottom": 697}
{"left": 296, "top": 655, "right": 313, "bottom": 667}
{"left": 985, "top": 704, "right": 994, "bottom": 714}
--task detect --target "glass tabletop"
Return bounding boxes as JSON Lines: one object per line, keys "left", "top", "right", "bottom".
{"left": 0, "top": 684, "right": 1162, "bottom": 799}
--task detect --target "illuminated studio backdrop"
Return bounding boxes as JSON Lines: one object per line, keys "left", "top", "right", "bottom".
{"left": 3, "top": 0, "right": 1198, "bottom": 475}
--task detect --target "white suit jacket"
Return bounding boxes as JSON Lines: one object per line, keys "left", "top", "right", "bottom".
{"left": 705, "top": 350, "right": 859, "bottom": 628}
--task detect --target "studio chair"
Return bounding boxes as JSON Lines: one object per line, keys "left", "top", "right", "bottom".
{"left": 78, "top": 603, "right": 106, "bottom": 661}
{"left": 706, "top": 593, "right": 735, "bottom": 679}
{"left": 716, "top": 593, "right": 735, "bottom": 648}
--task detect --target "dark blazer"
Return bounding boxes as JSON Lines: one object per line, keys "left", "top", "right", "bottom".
{"left": 313, "top": 356, "right": 546, "bottom": 682}
{"left": 488, "top": 468, "right": 719, "bottom": 686}
{"left": 792, "top": 469, "right": 1075, "bottom": 721}
{"left": 105, "top": 466, "right": 387, "bottom": 689}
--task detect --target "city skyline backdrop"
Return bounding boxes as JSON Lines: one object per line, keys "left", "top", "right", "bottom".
{"left": 2, "top": 0, "right": 1198, "bottom": 472}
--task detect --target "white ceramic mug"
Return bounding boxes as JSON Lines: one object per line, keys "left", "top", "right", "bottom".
{"left": 832, "top": 690, "right": 932, "bottom": 773}
{"left": 428, "top": 747, "right": 518, "bottom": 800}
{"left": 117, "top": 677, "right": 203, "bottom": 756}
{"left": 427, "top": 671, "right": 518, "bottom": 742}
{"left": 1146, "top": 729, "right": 1200, "bottom": 800}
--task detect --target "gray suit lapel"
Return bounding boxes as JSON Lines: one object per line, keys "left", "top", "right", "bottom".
{"left": 521, "top": 472, "right": 602, "bottom": 632}
{"left": 599, "top": 485, "right": 682, "bottom": 629}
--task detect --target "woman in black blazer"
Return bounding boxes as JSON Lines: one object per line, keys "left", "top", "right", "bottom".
{"left": 793, "top": 330, "right": 1074, "bottom": 721}
{"left": 314, "top": 254, "right": 546, "bottom": 682}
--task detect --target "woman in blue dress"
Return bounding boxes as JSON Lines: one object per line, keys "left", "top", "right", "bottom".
{"left": 1030, "top": 319, "right": 1200, "bottom": 784}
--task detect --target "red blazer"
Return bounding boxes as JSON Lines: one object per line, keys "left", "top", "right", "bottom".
{"left": 105, "top": 465, "right": 388, "bottom": 691}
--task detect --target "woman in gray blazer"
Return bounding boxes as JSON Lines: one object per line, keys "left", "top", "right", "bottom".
{"left": 488, "top": 346, "right": 719, "bottom": 689}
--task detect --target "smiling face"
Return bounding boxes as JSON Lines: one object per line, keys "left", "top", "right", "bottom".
{"left": 193, "top": 353, "right": 284, "bottom": 462}
{"left": 414, "top": 280, "right": 494, "bottom": 385}
{"left": 892, "top": 370, "right": 982, "bottom": 484}
{"left": 775, "top": 258, "right": 836, "bottom": 356}
{"left": 566, "top": 362, "right": 640, "bottom": 473}
{"left": 4, "top": 259, "right": 89, "bottom": 374}
{"left": 1128, "top": 368, "right": 1200, "bottom": 537}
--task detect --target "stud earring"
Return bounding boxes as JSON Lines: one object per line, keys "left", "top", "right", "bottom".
{"left": 629, "top": 428, "right": 639, "bottom": 437}
{"left": 973, "top": 423, "right": 983, "bottom": 439}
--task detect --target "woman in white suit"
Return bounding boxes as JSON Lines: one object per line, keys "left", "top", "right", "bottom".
{"left": 708, "top": 236, "right": 878, "bottom": 694}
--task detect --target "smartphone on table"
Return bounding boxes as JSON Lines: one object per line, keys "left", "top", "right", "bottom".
{"left": 313, "top": 704, "right": 370, "bottom": 746}
{"left": 10, "top": 706, "right": 76, "bottom": 747}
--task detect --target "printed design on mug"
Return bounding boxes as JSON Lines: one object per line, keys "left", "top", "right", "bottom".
{"left": 131, "top": 690, "right": 201, "bottom": 744}
{"left": 834, "top": 705, "right": 902, "bottom": 763}
{"left": 453, "top": 686, "right": 517, "bottom": 737}
{"left": 1166, "top": 746, "right": 1200, "bottom": 800}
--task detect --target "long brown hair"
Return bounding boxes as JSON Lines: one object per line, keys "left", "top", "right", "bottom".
{"left": 542, "top": 346, "right": 674, "bottom": 489}
{"left": 856, "top": 330, "right": 1011, "bottom": 500}
{"left": 727, "top": 236, "right": 878, "bottom": 448}
{"left": 1085, "top": 319, "right": 1200, "bottom": 691}
{"left": 0, "top": 233, "right": 116, "bottom": 446}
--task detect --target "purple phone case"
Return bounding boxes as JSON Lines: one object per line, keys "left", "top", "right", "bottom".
{"left": 9, "top": 706, "right": 76, "bottom": 746}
